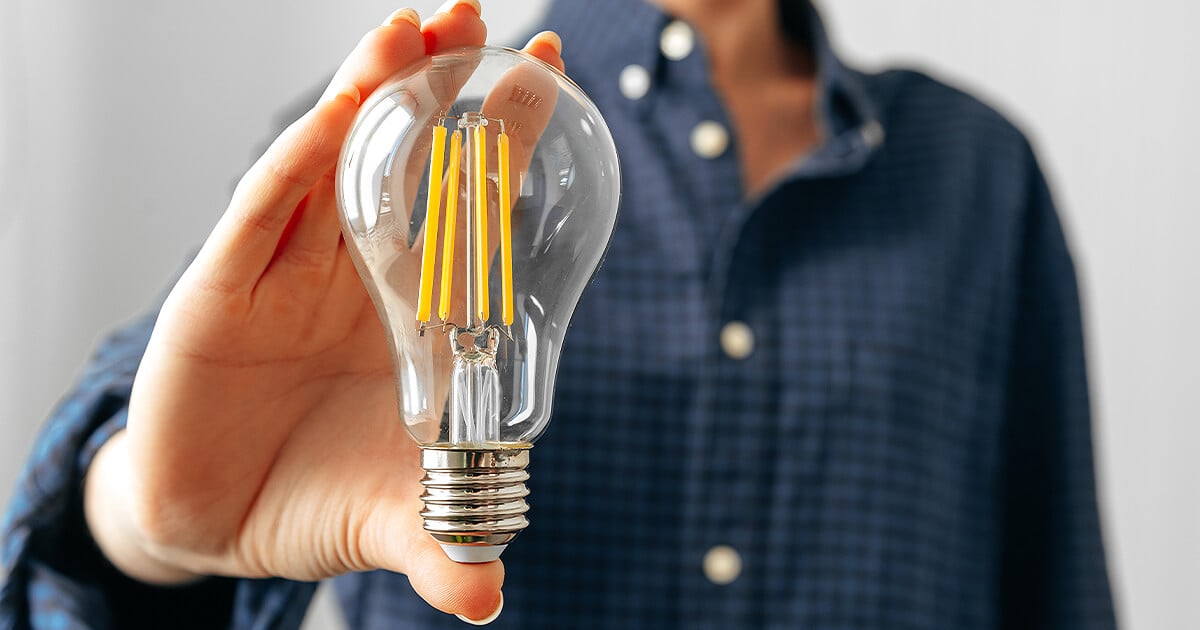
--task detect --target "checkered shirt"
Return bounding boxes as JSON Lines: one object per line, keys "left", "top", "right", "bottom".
{"left": 1, "top": 1, "right": 1116, "bottom": 628}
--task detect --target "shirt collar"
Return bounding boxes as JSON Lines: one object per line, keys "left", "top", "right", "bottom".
{"left": 540, "top": 0, "right": 885, "bottom": 178}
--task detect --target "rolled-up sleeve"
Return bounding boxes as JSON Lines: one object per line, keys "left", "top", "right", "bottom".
{"left": 0, "top": 306, "right": 314, "bottom": 629}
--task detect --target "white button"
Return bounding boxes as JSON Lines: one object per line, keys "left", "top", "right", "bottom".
{"left": 660, "top": 20, "right": 695, "bottom": 61}
{"left": 619, "top": 64, "right": 651, "bottom": 100}
{"left": 703, "top": 545, "right": 742, "bottom": 585}
{"left": 690, "top": 121, "right": 729, "bottom": 159}
{"left": 719, "top": 321, "right": 754, "bottom": 360}
{"left": 861, "top": 120, "right": 886, "bottom": 147}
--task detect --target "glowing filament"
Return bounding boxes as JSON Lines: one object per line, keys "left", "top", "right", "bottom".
{"left": 474, "top": 124, "right": 489, "bottom": 322}
{"left": 497, "top": 131, "right": 514, "bottom": 326}
{"left": 417, "top": 115, "right": 516, "bottom": 331}
{"left": 416, "top": 125, "right": 447, "bottom": 322}
{"left": 437, "top": 129, "right": 463, "bottom": 321}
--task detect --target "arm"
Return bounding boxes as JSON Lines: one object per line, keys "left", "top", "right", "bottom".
{"left": 0, "top": 310, "right": 244, "bottom": 628}
{"left": 996, "top": 154, "right": 1117, "bottom": 629}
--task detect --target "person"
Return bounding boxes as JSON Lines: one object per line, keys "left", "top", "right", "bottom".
{"left": 1, "top": 0, "right": 1117, "bottom": 627}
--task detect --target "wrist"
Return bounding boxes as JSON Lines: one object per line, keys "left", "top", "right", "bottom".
{"left": 84, "top": 430, "right": 202, "bottom": 585}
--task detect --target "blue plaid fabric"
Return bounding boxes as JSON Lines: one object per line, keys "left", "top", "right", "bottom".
{"left": 2, "top": 1, "right": 1116, "bottom": 628}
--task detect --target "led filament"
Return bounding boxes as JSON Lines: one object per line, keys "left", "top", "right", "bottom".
{"left": 415, "top": 112, "right": 514, "bottom": 334}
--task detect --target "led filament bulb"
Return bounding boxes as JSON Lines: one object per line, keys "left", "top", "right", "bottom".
{"left": 337, "top": 46, "right": 621, "bottom": 563}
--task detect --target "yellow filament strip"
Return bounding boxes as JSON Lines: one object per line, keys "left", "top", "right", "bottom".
{"left": 437, "top": 130, "right": 463, "bottom": 321}
{"left": 497, "top": 132, "right": 514, "bottom": 326}
{"left": 415, "top": 125, "right": 447, "bottom": 323}
{"left": 474, "top": 124, "right": 489, "bottom": 322}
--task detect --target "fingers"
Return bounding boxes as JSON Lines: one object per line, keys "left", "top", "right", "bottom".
{"left": 264, "top": 175, "right": 341, "bottom": 281}
{"left": 325, "top": 1, "right": 486, "bottom": 102}
{"left": 199, "top": 19, "right": 430, "bottom": 293}
{"left": 319, "top": 10, "right": 426, "bottom": 104}
{"left": 524, "top": 31, "right": 564, "bottom": 73}
{"left": 482, "top": 35, "right": 562, "bottom": 182}
{"left": 198, "top": 5, "right": 491, "bottom": 295}
{"left": 198, "top": 87, "right": 362, "bottom": 295}
{"left": 421, "top": 0, "right": 487, "bottom": 54}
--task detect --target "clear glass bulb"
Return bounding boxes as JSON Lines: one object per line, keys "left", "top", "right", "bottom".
{"left": 337, "top": 46, "right": 620, "bottom": 562}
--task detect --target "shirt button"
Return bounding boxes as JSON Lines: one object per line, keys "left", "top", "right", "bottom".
{"left": 690, "top": 121, "right": 729, "bottom": 159}
{"left": 703, "top": 545, "right": 743, "bottom": 585}
{"left": 619, "top": 64, "right": 651, "bottom": 100}
{"left": 660, "top": 20, "right": 695, "bottom": 61}
{"left": 720, "top": 321, "right": 754, "bottom": 360}
{"left": 861, "top": 120, "right": 886, "bottom": 147}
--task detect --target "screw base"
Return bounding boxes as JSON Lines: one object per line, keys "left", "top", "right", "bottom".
{"left": 419, "top": 446, "right": 531, "bottom": 563}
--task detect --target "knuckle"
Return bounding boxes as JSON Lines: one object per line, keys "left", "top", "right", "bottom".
{"left": 280, "top": 241, "right": 331, "bottom": 271}
{"left": 260, "top": 116, "right": 335, "bottom": 191}
{"left": 267, "top": 154, "right": 318, "bottom": 190}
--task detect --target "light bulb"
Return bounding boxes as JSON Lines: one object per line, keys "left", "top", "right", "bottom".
{"left": 336, "top": 46, "right": 621, "bottom": 563}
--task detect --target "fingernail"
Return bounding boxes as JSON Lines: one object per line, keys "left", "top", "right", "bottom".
{"left": 455, "top": 592, "right": 503, "bottom": 626}
{"left": 435, "top": 0, "right": 481, "bottom": 17}
{"left": 382, "top": 8, "right": 420, "bottom": 28}
{"left": 528, "top": 31, "right": 562, "bottom": 55}
{"left": 322, "top": 84, "right": 361, "bottom": 106}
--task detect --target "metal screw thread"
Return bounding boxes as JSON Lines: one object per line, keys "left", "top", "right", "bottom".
{"left": 419, "top": 446, "right": 531, "bottom": 548}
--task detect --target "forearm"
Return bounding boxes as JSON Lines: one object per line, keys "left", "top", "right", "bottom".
{"left": 1, "top": 311, "right": 244, "bottom": 627}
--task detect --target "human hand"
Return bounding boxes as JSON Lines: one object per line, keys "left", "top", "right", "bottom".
{"left": 84, "top": 2, "right": 564, "bottom": 623}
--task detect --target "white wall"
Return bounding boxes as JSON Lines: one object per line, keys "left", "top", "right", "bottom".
{"left": 1, "top": 1, "right": 1195, "bottom": 628}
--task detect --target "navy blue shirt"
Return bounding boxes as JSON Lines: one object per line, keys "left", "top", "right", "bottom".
{"left": 1, "top": 1, "right": 1116, "bottom": 628}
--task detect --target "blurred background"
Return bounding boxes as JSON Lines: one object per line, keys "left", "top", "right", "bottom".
{"left": 1, "top": 1, "right": 1196, "bottom": 627}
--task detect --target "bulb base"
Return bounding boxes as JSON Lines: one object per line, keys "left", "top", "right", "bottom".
{"left": 419, "top": 445, "right": 531, "bottom": 563}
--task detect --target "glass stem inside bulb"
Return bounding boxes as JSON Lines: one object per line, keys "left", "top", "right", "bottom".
{"left": 449, "top": 352, "right": 501, "bottom": 446}
{"left": 447, "top": 114, "right": 501, "bottom": 445}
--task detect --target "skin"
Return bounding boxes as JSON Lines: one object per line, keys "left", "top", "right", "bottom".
{"left": 85, "top": 1, "right": 562, "bottom": 622}
{"left": 85, "top": 0, "right": 817, "bottom": 623}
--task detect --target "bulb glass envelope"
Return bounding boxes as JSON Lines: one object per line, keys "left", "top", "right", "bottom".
{"left": 337, "top": 46, "right": 621, "bottom": 449}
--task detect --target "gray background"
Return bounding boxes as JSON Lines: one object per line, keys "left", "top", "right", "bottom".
{"left": 2, "top": 1, "right": 1197, "bottom": 628}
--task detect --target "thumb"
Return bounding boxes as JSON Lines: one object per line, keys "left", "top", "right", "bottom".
{"left": 363, "top": 500, "right": 505, "bottom": 621}
{"left": 407, "top": 540, "right": 505, "bottom": 622}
